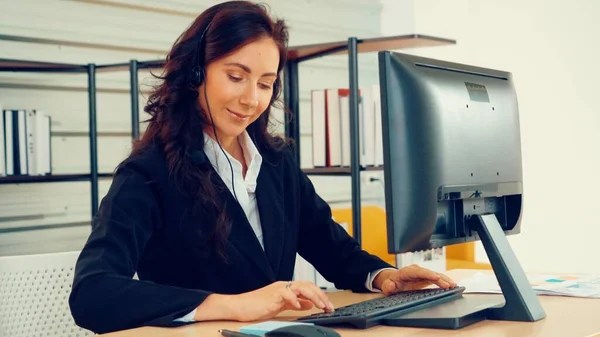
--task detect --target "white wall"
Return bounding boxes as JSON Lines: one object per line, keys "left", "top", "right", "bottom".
{"left": 380, "top": 0, "right": 600, "bottom": 274}
{"left": 0, "top": 0, "right": 384, "bottom": 256}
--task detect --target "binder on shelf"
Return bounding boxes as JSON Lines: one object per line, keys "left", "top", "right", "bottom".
{"left": 1, "top": 109, "right": 52, "bottom": 177}
{"left": 360, "top": 86, "right": 377, "bottom": 167}
{"left": 339, "top": 88, "right": 363, "bottom": 168}
{"left": 310, "top": 86, "right": 381, "bottom": 170}
{"left": 33, "top": 110, "right": 52, "bottom": 176}
{"left": 311, "top": 90, "right": 326, "bottom": 168}
{"left": 373, "top": 84, "right": 384, "bottom": 166}
{"left": 0, "top": 104, "right": 4, "bottom": 177}
{"left": 26, "top": 110, "right": 36, "bottom": 175}
{"left": 3, "top": 110, "right": 14, "bottom": 175}
{"left": 42, "top": 113, "right": 52, "bottom": 175}
{"left": 2, "top": 109, "right": 27, "bottom": 175}
{"left": 16, "top": 109, "right": 28, "bottom": 175}
{"left": 326, "top": 89, "right": 342, "bottom": 167}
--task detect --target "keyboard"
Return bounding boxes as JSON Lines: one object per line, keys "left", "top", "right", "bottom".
{"left": 297, "top": 286, "right": 466, "bottom": 329}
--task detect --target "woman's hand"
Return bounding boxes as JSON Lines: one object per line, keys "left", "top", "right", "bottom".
{"left": 200, "top": 280, "right": 335, "bottom": 322}
{"left": 373, "top": 264, "right": 457, "bottom": 296}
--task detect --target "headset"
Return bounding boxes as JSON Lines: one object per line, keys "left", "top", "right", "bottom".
{"left": 191, "top": 19, "right": 239, "bottom": 202}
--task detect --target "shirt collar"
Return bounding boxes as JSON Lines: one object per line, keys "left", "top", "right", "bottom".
{"left": 202, "top": 130, "right": 262, "bottom": 192}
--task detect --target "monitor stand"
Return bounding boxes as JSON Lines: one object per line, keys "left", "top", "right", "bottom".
{"left": 382, "top": 213, "right": 546, "bottom": 329}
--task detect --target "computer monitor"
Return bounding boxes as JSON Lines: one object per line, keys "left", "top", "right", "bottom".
{"left": 379, "top": 51, "right": 524, "bottom": 253}
{"left": 377, "top": 51, "right": 546, "bottom": 327}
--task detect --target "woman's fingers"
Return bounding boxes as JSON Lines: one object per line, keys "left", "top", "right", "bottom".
{"left": 280, "top": 286, "right": 302, "bottom": 309}
{"left": 296, "top": 298, "right": 315, "bottom": 310}
{"left": 417, "top": 269, "right": 455, "bottom": 288}
{"left": 289, "top": 281, "right": 335, "bottom": 312}
{"left": 402, "top": 265, "right": 455, "bottom": 289}
{"left": 436, "top": 272, "right": 457, "bottom": 288}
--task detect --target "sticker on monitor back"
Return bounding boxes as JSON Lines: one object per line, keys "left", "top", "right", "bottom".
{"left": 465, "top": 82, "right": 490, "bottom": 102}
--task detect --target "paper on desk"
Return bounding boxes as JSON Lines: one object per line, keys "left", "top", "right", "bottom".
{"left": 460, "top": 272, "right": 600, "bottom": 298}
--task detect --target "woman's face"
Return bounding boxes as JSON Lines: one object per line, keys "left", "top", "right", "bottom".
{"left": 199, "top": 37, "right": 280, "bottom": 141}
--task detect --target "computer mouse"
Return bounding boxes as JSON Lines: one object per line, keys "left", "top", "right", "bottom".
{"left": 265, "top": 324, "right": 341, "bottom": 337}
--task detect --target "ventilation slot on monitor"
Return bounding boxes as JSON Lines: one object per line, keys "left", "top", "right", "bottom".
{"left": 415, "top": 62, "right": 508, "bottom": 80}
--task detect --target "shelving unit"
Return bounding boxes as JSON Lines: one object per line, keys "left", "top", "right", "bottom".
{"left": 0, "top": 30, "right": 455, "bottom": 259}
{"left": 123, "top": 34, "right": 455, "bottom": 248}
{"left": 283, "top": 34, "right": 456, "bottom": 247}
{"left": 0, "top": 59, "right": 103, "bottom": 219}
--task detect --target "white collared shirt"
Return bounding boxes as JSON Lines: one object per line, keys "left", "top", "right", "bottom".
{"left": 175, "top": 131, "right": 392, "bottom": 322}
{"left": 203, "top": 130, "right": 265, "bottom": 249}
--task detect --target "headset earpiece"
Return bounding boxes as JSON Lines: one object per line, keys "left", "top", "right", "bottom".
{"left": 191, "top": 20, "right": 211, "bottom": 87}
{"left": 191, "top": 66, "right": 205, "bottom": 86}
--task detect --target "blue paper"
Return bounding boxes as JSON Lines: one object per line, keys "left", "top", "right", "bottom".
{"left": 239, "top": 320, "right": 314, "bottom": 336}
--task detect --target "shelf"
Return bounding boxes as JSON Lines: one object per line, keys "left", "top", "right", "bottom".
{"left": 96, "top": 62, "right": 139, "bottom": 72}
{"left": 138, "top": 60, "right": 165, "bottom": 69}
{"left": 122, "top": 34, "right": 456, "bottom": 71}
{"left": 0, "top": 173, "right": 113, "bottom": 185}
{"left": 287, "top": 34, "right": 456, "bottom": 62}
{"left": 97, "top": 60, "right": 165, "bottom": 71}
{"left": 302, "top": 166, "right": 383, "bottom": 176}
{"left": 0, "top": 58, "right": 88, "bottom": 73}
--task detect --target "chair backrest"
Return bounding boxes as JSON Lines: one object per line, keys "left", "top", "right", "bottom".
{"left": 0, "top": 251, "right": 93, "bottom": 337}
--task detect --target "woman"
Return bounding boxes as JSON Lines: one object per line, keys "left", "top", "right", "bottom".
{"left": 69, "top": 1, "right": 455, "bottom": 334}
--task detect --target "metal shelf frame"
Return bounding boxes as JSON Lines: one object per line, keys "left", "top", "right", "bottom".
{"left": 0, "top": 60, "right": 102, "bottom": 219}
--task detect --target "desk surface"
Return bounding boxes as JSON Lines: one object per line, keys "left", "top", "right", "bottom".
{"left": 100, "top": 269, "right": 600, "bottom": 337}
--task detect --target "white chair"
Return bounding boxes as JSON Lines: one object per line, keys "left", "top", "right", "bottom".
{"left": 0, "top": 251, "right": 93, "bottom": 337}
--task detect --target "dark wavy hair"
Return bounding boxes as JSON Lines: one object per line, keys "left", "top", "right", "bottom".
{"left": 130, "top": 1, "right": 290, "bottom": 260}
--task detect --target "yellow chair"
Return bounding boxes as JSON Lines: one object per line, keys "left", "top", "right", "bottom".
{"left": 446, "top": 242, "right": 492, "bottom": 270}
{"left": 331, "top": 206, "right": 492, "bottom": 270}
{"left": 331, "top": 206, "right": 396, "bottom": 267}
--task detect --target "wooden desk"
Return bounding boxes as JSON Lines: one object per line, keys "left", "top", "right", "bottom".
{"left": 100, "top": 269, "right": 600, "bottom": 337}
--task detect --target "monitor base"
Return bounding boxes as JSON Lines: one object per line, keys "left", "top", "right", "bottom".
{"left": 382, "top": 294, "right": 504, "bottom": 329}
{"left": 469, "top": 213, "right": 546, "bottom": 322}
{"left": 384, "top": 212, "right": 546, "bottom": 329}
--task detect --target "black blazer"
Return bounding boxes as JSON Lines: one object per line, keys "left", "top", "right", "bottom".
{"left": 69, "top": 143, "right": 392, "bottom": 334}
